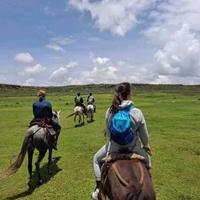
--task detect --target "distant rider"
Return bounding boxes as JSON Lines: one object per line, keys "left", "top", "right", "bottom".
{"left": 74, "top": 92, "right": 86, "bottom": 114}
{"left": 87, "top": 93, "right": 96, "bottom": 112}
{"left": 30, "top": 90, "right": 61, "bottom": 150}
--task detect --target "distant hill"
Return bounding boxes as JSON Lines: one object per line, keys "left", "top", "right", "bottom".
{"left": 0, "top": 83, "right": 200, "bottom": 96}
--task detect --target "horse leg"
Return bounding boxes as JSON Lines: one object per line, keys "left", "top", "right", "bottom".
{"left": 35, "top": 150, "right": 46, "bottom": 184}
{"left": 28, "top": 145, "right": 34, "bottom": 180}
{"left": 91, "top": 112, "right": 93, "bottom": 121}
{"left": 47, "top": 148, "right": 52, "bottom": 174}
{"left": 27, "top": 145, "right": 34, "bottom": 187}
{"left": 79, "top": 114, "right": 81, "bottom": 124}
{"left": 83, "top": 113, "right": 84, "bottom": 124}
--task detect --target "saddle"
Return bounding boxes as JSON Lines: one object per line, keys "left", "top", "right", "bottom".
{"left": 29, "top": 119, "right": 56, "bottom": 137}
{"left": 102, "top": 153, "right": 145, "bottom": 163}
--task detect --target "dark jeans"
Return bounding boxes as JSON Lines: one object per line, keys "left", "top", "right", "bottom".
{"left": 49, "top": 119, "right": 61, "bottom": 140}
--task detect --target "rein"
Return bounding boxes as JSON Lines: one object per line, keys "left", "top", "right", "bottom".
{"left": 103, "top": 160, "right": 144, "bottom": 189}
{"left": 112, "top": 163, "right": 129, "bottom": 187}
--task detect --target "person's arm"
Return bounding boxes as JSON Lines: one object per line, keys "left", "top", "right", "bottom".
{"left": 138, "top": 112, "right": 149, "bottom": 145}
{"left": 46, "top": 101, "right": 53, "bottom": 118}
{"left": 137, "top": 111, "right": 152, "bottom": 155}
{"left": 32, "top": 102, "right": 36, "bottom": 117}
{"left": 130, "top": 109, "right": 151, "bottom": 155}
{"left": 105, "top": 108, "right": 112, "bottom": 138}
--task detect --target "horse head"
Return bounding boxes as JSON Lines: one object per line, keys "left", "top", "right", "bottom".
{"left": 52, "top": 110, "right": 61, "bottom": 125}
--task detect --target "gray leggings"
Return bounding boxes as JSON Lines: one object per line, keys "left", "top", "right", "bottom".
{"left": 93, "top": 140, "right": 151, "bottom": 181}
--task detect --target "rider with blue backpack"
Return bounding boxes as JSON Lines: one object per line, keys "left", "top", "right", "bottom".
{"left": 92, "top": 82, "right": 152, "bottom": 200}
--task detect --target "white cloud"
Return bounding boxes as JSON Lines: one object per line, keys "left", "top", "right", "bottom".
{"left": 154, "top": 24, "right": 200, "bottom": 77}
{"left": 46, "top": 44, "right": 64, "bottom": 52}
{"left": 145, "top": 0, "right": 200, "bottom": 45}
{"left": 82, "top": 64, "right": 118, "bottom": 83}
{"left": 80, "top": 58, "right": 161, "bottom": 85}
{"left": 50, "top": 61, "right": 79, "bottom": 83}
{"left": 50, "top": 37, "right": 74, "bottom": 46}
{"left": 65, "top": 61, "right": 78, "bottom": 69}
{"left": 92, "top": 57, "right": 110, "bottom": 65}
{"left": 24, "top": 78, "right": 35, "bottom": 86}
{"left": 67, "top": 77, "right": 83, "bottom": 85}
{"left": 69, "top": 0, "right": 155, "bottom": 36}
{"left": 14, "top": 53, "right": 34, "bottom": 64}
{"left": 46, "top": 36, "right": 74, "bottom": 52}
{"left": 50, "top": 67, "right": 68, "bottom": 80}
{"left": 24, "top": 64, "right": 46, "bottom": 77}
{"left": 141, "top": 0, "right": 200, "bottom": 84}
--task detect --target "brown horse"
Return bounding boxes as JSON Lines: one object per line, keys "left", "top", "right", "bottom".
{"left": 98, "top": 153, "right": 156, "bottom": 200}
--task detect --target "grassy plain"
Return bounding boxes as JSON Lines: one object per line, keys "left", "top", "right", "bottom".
{"left": 0, "top": 84, "right": 200, "bottom": 200}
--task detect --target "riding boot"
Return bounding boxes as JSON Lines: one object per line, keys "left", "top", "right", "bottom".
{"left": 92, "top": 181, "right": 101, "bottom": 200}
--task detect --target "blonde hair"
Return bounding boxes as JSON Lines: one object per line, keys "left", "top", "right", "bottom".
{"left": 37, "top": 90, "right": 46, "bottom": 98}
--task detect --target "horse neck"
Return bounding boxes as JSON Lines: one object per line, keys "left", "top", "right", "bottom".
{"left": 102, "top": 160, "right": 146, "bottom": 198}
{"left": 52, "top": 115, "right": 60, "bottom": 125}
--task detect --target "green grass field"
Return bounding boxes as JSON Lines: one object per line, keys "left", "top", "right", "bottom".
{"left": 0, "top": 86, "right": 200, "bottom": 200}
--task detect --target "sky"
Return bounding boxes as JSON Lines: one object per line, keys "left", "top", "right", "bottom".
{"left": 0, "top": 0, "right": 200, "bottom": 86}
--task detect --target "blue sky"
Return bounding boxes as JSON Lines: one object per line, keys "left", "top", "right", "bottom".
{"left": 1, "top": 0, "right": 200, "bottom": 86}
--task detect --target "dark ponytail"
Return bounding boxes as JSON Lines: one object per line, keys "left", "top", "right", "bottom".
{"left": 110, "top": 82, "right": 131, "bottom": 113}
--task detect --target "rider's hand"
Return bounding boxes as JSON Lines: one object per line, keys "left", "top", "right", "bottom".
{"left": 143, "top": 145, "right": 152, "bottom": 156}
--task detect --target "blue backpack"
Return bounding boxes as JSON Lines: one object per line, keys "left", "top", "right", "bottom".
{"left": 110, "top": 104, "right": 135, "bottom": 145}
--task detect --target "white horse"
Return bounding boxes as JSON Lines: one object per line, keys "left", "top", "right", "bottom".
{"left": 74, "top": 106, "right": 85, "bottom": 126}
{"left": 86, "top": 104, "right": 94, "bottom": 122}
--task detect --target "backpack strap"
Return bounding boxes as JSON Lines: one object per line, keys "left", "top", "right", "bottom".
{"left": 122, "top": 103, "right": 139, "bottom": 133}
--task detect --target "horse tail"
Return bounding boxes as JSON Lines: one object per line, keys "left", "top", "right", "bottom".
{"left": 3, "top": 134, "right": 31, "bottom": 177}
{"left": 66, "top": 112, "right": 76, "bottom": 118}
